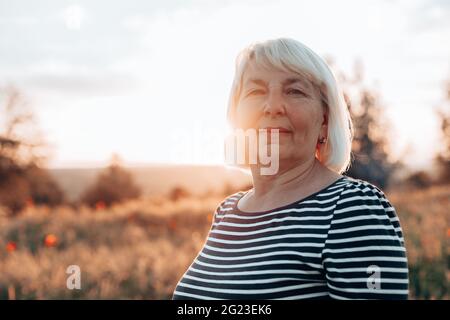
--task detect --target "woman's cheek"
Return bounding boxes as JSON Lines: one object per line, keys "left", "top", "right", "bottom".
{"left": 292, "top": 121, "right": 315, "bottom": 144}
{"left": 236, "top": 104, "right": 259, "bottom": 130}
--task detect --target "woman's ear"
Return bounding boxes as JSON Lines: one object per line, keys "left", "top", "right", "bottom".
{"left": 320, "top": 112, "right": 328, "bottom": 137}
{"left": 322, "top": 110, "right": 328, "bottom": 125}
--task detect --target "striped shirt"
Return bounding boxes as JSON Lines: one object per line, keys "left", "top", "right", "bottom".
{"left": 172, "top": 175, "right": 409, "bottom": 300}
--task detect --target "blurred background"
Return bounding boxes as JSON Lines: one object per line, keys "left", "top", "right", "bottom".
{"left": 0, "top": 0, "right": 449, "bottom": 299}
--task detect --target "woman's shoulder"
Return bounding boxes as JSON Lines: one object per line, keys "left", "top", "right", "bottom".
{"left": 215, "top": 190, "right": 248, "bottom": 213}
{"left": 332, "top": 175, "right": 399, "bottom": 222}
{"left": 333, "top": 176, "right": 402, "bottom": 231}
{"left": 338, "top": 175, "right": 391, "bottom": 202}
{"left": 208, "top": 190, "right": 248, "bottom": 226}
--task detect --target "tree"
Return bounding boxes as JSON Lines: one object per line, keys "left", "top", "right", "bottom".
{"left": 80, "top": 154, "right": 141, "bottom": 208}
{"left": 404, "top": 170, "right": 433, "bottom": 189}
{"left": 433, "top": 79, "right": 450, "bottom": 184}
{"left": 346, "top": 89, "right": 400, "bottom": 189}
{"left": 336, "top": 61, "right": 401, "bottom": 189}
{"left": 0, "top": 85, "right": 49, "bottom": 167}
{"left": 0, "top": 85, "right": 64, "bottom": 215}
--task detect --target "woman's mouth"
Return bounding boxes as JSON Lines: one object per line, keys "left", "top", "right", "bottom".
{"left": 259, "top": 127, "right": 292, "bottom": 144}
{"left": 261, "top": 127, "right": 292, "bottom": 134}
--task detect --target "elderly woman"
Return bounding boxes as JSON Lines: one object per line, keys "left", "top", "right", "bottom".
{"left": 172, "top": 38, "right": 409, "bottom": 300}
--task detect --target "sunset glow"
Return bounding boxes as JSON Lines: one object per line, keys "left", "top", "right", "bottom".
{"left": 0, "top": 0, "right": 448, "bottom": 170}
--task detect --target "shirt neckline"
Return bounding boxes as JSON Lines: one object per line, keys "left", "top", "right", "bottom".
{"left": 234, "top": 175, "right": 348, "bottom": 215}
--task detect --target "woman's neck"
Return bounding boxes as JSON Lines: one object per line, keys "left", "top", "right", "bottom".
{"left": 249, "top": 156, "right": 321, "bottom": 198}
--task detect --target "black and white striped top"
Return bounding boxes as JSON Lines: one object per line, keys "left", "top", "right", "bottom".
{"left": 172, "top": 176, "right": 409, "bottom": 300}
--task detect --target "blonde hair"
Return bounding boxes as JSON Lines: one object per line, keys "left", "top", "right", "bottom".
{"left": 226, "top": 38, "right": 354, "bottom": 174}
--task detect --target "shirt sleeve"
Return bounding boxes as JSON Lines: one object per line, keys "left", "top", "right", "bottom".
{"left": 209, "top": 202, "right": 223, "bottom": 232}
{"left": 322, "top": 181, "right": 409, "bottom": 299}
{"left": 209, "top": 192, "right": 241, "bottom": 232}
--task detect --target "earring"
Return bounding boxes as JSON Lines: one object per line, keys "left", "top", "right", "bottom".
{"left": 319, "top": 137, "right": 327, "bottom": 144}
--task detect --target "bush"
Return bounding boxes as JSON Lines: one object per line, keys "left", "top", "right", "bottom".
{"left": 168, "top": 186, "right": 191, "bottom": 202}
{"left": 80, "top": 163, "right": 141, "bottom": 208}
{"left": 0, "top": 163, "right": 65, "bottom": 216}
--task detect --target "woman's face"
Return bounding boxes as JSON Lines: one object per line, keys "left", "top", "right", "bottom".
{"left": 235, "top": 60, "right": 328, "bottom": 165}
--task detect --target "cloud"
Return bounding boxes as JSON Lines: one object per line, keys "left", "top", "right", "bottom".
{"left": 22, "top": 72, "right": 138, "bottom": 97}
{"left": 2, "top": 60, "right": 138, "bottom": 97}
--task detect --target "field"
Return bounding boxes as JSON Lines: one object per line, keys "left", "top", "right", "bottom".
{"left": 0, "top": 184, "right": 448, "bottom": 300}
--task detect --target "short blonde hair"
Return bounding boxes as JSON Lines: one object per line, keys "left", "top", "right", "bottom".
{"left": 226, "top": 38, "right": 354, "bottom": 174}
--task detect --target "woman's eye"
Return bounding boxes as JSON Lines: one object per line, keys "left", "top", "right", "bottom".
{"left": 287, "top": 89, "right": 305, "bottom": 96}
{"left": 246, "top": 89, "right": 265, "bottom": 96}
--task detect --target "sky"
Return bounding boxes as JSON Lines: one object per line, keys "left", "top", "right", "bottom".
{"left": 0, "top": 0, "right": 449, "bottom": 169}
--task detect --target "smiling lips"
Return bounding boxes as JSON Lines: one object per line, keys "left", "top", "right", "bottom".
{"left": 261, "top": 127, "right": 292, "bottom": 134}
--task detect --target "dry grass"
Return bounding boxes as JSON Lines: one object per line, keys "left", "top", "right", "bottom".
{"left": 0, "top": 185, "right": 448, "bottom": 300}
{"left": 0, "top": 195, "right": 222, "bottom": 299}
{"left": 388, "top": 184, "right": 449, "bottom": 299}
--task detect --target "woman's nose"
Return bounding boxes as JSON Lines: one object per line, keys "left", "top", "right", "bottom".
{"left": 263, "top": 88, "right": 286, "bottom": 117}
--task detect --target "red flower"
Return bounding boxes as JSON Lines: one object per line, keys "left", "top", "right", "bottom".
{"left": 25, "top": 197, "right": 34, "bottom": 208}
{"left": 44, "top": 234, "right": 58, "bottom": 248}
{"left": 6, "top": 241, "right": 17, "bottom": 252}
{"left": 168, "top": 218, "right": 177, "bottom": 231}
{"left": 95, "top": 201, "right": 106, "bottom": 211}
